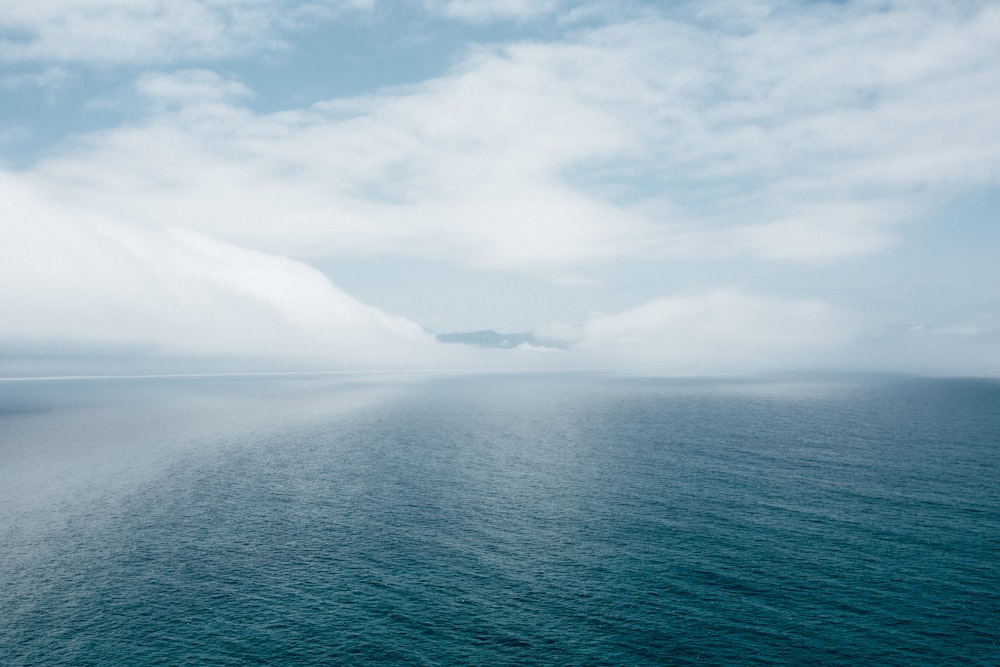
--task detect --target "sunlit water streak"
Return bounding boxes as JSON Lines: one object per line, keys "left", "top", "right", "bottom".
{"left": 1, "top": 374, "right": 997, "bottom": 665}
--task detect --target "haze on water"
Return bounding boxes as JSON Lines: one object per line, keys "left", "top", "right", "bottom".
{"left": 2, "top": 373, "right": 997, "bottom": 665}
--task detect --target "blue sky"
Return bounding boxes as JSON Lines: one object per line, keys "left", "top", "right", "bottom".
{"left": 2, "top": 0, "right": 999, "bottom": 375}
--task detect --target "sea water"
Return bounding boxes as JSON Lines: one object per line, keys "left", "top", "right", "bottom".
{"left": 1, "top": 373, "right": 997, "bottom": 665}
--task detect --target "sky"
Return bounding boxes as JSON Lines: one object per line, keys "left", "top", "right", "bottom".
{"left": 1, "top": 0, "right": 999, "bottom": 376}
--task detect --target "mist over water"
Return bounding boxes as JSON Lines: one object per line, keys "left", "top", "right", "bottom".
{"left": 1, "top": 374, "right": 998, "bottom": 665}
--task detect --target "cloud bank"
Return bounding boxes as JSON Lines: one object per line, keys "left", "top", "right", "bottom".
{"left": 574, "top": 291, "right": 856, "bottom": 375}
{"left": 0, "top": 171, "right": 440, "bottom": 368}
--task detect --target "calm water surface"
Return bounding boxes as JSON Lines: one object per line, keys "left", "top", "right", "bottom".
{"left": 1, "top": 374, "right": 997, "bottom": 665}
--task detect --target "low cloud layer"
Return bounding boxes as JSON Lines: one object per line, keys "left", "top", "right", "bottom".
{"left": 574, "top": 291, "right": 856, "bottom": 374}
{"left": 1, "top": 171, "right": 442, "bottom": 368}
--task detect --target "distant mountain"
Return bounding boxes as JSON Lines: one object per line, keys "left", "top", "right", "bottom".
{"left": 434, "top": 330, "right": 567, "bottom": 349}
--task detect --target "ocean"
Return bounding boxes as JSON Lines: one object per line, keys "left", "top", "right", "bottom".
{"left": 1, "top": 373, "right": 997, "bottom": 665}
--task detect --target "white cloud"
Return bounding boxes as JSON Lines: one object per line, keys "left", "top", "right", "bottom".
{"left": 29, "top": 63, "right": 651, "bottom": 274}
{"left": 735, "top": 201, "right": 904, "bottom": 262}
{"left": 17, "top": 1, "right": 1000, "bottom": 280}
{"left": 573, "top": 291, "right": 857, "bottom": 374}
{"left": 135, "top": 69, "right": 254, "bottom": 108}
{"left": 559, "top": 292, "right": 1000, "bottom": 376}
{"left": 0, "top": 0, "right": 371, "bottom": 64}
{"left": 426, "top": 0, "right": 562, "bottom": 22}
{"left": 857, "top": 316, "right": 1000, "bottom": 376}
{"left": 0, "top": 171, "right": 443, "bottom": 367}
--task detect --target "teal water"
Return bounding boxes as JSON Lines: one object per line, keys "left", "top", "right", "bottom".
{"left": 1, "top": 374, "right": 998, "bottom": 665}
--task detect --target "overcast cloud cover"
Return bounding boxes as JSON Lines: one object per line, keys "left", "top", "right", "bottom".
{"left": 2, "top": 0, "right": 998, "bottom": 375}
